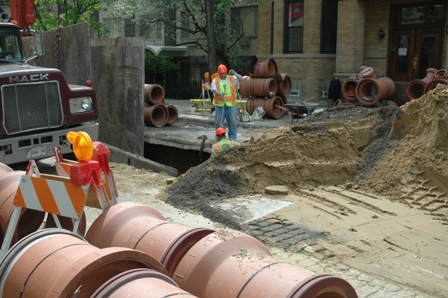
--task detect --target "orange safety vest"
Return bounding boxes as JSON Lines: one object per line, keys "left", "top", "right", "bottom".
{"left": 214, "top": 76, "right": 236, "bottom": 106}
{"left": 213, "top": 140, "right": 237, "bottom": 154}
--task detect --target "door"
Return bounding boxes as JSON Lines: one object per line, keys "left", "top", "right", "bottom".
{"left": 388, "top": 27, "right": 444, "bottom": 82}
{"left": 387, "top": 2, "right": 446, "bottom": 82}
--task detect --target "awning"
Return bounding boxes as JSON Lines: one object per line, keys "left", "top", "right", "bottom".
{"left": 145, "top": 45, "right": 187, "bottom": 57}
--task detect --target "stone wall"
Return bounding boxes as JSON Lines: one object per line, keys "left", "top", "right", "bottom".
{"left": 24, "top": 23, "right": 145, "bottom": 156}
{"left": 24, "top": 23, "right": 92, "bottom": 86}
{"left": 91, "top": 38, "right": 145, "bottom": 155}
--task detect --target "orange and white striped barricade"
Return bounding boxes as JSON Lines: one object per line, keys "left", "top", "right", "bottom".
{"left": 53, "top": 142, "right": 118, "bottom": 206}
{"left": 0, "top": 159, "right": 109, "bottom": 261}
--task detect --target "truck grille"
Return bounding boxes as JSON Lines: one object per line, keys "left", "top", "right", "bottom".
{"left": 2, "top": 81, "right": 63, "bottom": 135}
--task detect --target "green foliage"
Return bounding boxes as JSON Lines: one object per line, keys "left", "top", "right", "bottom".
{"left": 33, "top": 0, "right": 111, "bottom": 37}
{"left": 144, "top": 51, "right": 180, "bottom": 83}
{"left": 145, "top": 51, "right": 180, "bottom": 75}
{"left": 217, "top": 0, "right": 241, "bottom": 11}
{"left": 109, "top": 0, "right": 247, "bottom": 61}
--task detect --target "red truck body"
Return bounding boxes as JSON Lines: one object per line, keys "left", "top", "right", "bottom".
{"left": 0, "top": 22, "right": 99, "bottom": 164}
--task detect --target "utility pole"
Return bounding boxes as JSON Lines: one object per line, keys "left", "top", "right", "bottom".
{"left": 205, "top": 0, "right": 217, "bottom": 73}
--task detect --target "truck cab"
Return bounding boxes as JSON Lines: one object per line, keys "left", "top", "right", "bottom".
{"left": 0, "top": 22, "right": 99, "bottom": 164}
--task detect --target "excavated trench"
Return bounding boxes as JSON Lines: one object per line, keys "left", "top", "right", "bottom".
{"left": 144, "top": 143, "right": 210, "bottom": 174}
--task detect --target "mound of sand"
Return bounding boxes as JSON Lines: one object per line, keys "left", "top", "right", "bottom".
{"left": 166, "top": 84, "right": 448, "bottom": 224}
{"left": 357, "top": 84, "right": 448, "bottom": 198}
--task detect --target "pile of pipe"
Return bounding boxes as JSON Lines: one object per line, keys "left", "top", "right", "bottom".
{"left": 0, "top": 165, "right": 359, "bottom": 297}
{"left": 405, "top": 68, "right": 448, "bottom": 101}
{"left": 144, "top": 83, "right": 178, "bottom": 127}
{"left": 240, "top": 58, "right": 292, "bottom": 119}
{"left": 340, "top": 66, "right": 397, "bottom": 107}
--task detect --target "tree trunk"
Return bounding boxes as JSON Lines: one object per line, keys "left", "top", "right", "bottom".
{"left": 205, "top": 0, "right": 217, "bottom": 74}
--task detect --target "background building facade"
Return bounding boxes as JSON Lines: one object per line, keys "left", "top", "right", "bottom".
{"left": 98, "top": 0, "right": 447, "bottom": 103}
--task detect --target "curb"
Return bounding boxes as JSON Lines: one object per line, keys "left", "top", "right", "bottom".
{"left": 105, "top": 143, "right": 178, "bottom": 177}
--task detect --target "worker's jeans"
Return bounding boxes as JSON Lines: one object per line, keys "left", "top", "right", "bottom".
{"left": 215, "top": 105, "right": 237, "bottom": 140}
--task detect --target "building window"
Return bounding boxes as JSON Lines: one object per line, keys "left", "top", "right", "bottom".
{"left": 92, "top": 10, "right": 99, "bottom": 23}
{"left": 321, "top": 0, "right": 338, "bottom": 54}
{"left": 231, "top": 5, "right": 258, "bottom": 37}
{"left": 181, "top": 12, "right": 189, "bottom": 38}
{"left": 288, "top": 78, "right": 302, "bottom": 102}
{"left": 124, "top": 18, "right": 135, "bottom": 37}
{"left": 104, "top": 17, "right": 123, "bottom": 38}
{"left": 399, "top": 4, "right": 445, "bottom": 25}
{"left": 284, "top": 0, "right": 304, "bottom": 53}
{"left": 164, "top": 8, "right": 176, "bottom": 46}
{"left": 156, "top": 22, "right": 162, "bottom": 39}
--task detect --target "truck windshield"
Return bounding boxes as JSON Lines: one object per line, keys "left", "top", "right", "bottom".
{"left": 0, "top": 29, "right": 24, "bottom": 62}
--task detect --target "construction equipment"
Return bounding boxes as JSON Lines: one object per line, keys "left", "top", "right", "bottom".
{"left": 190, "top": 98, "right": 247, "bottom": 113}
{"left": 0, "top": 1, "right": 99, "bottom": 165}
{"left": 278, "top": 102, "right": 318, "bottom": 123}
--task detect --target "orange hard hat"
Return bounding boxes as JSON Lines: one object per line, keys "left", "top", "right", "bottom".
{"left": 217, "top": 64, "right": 227, "bottom": 74}
{"left": 216, "top": 127, "right": 227, "bottom": 136}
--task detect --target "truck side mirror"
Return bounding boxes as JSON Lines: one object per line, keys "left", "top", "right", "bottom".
{"left": 33, "top": 31, "right": 44, "bottom": 56}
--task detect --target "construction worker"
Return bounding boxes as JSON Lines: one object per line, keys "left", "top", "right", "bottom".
{"left": 211, "top": 64, "right": 239, "bottom": 140}
{"left": 211, "top": 127, "right": 240, "bottom": 155}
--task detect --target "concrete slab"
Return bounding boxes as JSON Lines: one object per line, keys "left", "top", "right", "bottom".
{"left": 144, "top": 99, "right": 327, "bottom": 153}
{"left": 216, "top": 195, "right": 293, "bottom": 223}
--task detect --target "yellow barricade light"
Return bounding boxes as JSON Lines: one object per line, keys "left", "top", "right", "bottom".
{"left": 67, "top": 131, "right": 94, "bottom": 163}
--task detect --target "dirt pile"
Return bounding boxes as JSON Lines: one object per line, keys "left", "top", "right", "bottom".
{"left": 356, "top": 84, "right": 448, "bottom": 199}
{"left": 166, "top": 85, "right": 448, "bottom": 225}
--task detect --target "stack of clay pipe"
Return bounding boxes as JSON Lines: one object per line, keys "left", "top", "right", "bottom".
{"left": 0, "top": 228, "right": 194, "bottom": 297}
{"left": 83, "top": 202, "right": 358, "bottom": 297}
{"left": 0, "top": 160, "right": 359, "bottom": 297}
{"left": 0, "top": 200, "right": 359, "bottom": 297}
{"left": 340, "top": 66, "right": 397, "bottom": 107}
{"left": 144, "top": 83, "right": 178, "bottom": 127}
{"left": 240, "top": 58, "right": 292, "bottom": 119}
{"left": 405, "top": 68, "right": 448, "bottom": 101}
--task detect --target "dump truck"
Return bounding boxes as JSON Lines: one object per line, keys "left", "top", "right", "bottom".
{"left": 0, "top": 1, "right": 99, "bottom": 165}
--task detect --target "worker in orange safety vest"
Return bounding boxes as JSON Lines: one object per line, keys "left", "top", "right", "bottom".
{"left": 211, "top": 127, "right": 240, "bottom": 155}
{"left": 211, "top": 64, "right": 239, "bottom": 140}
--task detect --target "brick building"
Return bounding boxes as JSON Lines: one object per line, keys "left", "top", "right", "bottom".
{"left": 258, "top": 0, "right": 447, "bottom": 103}
{"left": 100, "top": 0, "right": 447, "bottom": 103}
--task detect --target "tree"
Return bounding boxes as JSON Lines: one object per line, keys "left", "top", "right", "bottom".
{"left": 144, "top": 52, "right": 180, "bottom": 85}
{"left": 109, "top": 0, "right": 256, "bottom": 73}
{"left": 33, "top": 0, "right": 112, "bottom": 37}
